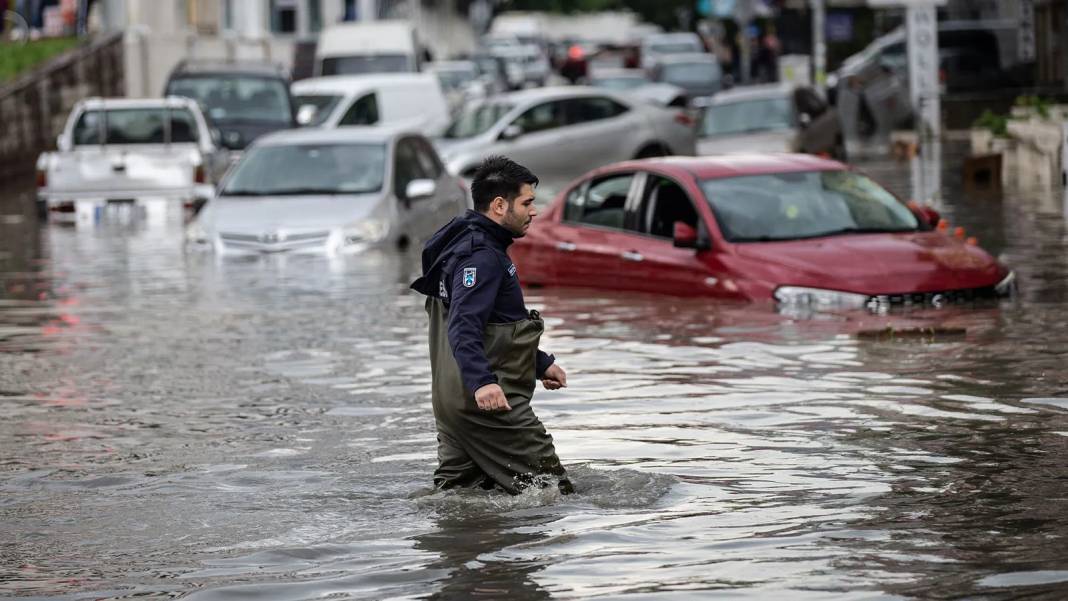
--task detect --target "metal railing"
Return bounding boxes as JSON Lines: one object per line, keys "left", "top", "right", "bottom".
{"left": 0, "top": 31, "right": 123, "bottom": 183}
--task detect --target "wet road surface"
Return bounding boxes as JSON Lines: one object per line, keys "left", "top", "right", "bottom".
{"left": 2, "top": 156, "right": 1068, "bottom": 599}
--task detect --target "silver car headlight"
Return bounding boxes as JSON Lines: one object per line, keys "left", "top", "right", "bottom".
{"left": 184, "top": 221, "right": 213, "bottom": 248}
{"left": 994, "top": 270, "right": 1017, "bottom": 297}
{"left": 339, "top": 219, "right": 388, "bottom": 246}
{"left": 774, "top": 286, "right": 870, "bottom": 309}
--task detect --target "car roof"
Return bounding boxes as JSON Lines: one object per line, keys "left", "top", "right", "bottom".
{"left": 78, "top": 96, "right": 201, "bottom": 110}
{"left": 590, "top": 68, "right": 648, "bottom": 78}
{"left": 498, "top": 85, "right": 625, "bottom": 104}
{"left": 253, "top": 125, "right": 418, "bottom": 147}
{"left": 644, "top": 32, "right": 701, "bottom": 43}
{"left": 611, "top": 154, "right": 845, "bottom": 180}
{"left": 291, "top": 73, "right": 438, "bottom": 94}
{"left": 427, "top": 61, "right": 477, "bottom": 71}
{"left": 170, "top": 59, "right": 288, "bottom": 78}
{"left": 705, "top": 83, "right": 793, "bottom": 104}
{"left": 655, "top": 52, "right": 716, "bottom": 65}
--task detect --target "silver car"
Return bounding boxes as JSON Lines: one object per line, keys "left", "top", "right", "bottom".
{"left": 186, "top": 126, "right": 468, "bottom": 255}
{"left": 696, "top": 84, "right": 843, "bottom": 159}
{"left": 435, "top": 86, "right": 696, "bottom": 182}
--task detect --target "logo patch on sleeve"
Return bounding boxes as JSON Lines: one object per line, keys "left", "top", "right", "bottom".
{"left": 462, "top": 267, "right": 477, "bottom": 287}
{"left": 508, "top": 263, "right": 517, "bottom": 277}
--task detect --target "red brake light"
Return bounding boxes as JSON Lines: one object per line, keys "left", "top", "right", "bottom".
{"left": 36, "top": 169, "right": 47, "bottom": 188}
{"left": 568, "top": 45, "right": 584, "bottom": 60}
{"left": 194, "top": 164, "right": 206, "bottom": 184}
{"left": 674, "top": 112, "right": 694, "bottom": 127}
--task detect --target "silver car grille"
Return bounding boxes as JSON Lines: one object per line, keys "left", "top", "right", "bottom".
{"left": 220, "top": 230, "right": 331, "bottom": 251}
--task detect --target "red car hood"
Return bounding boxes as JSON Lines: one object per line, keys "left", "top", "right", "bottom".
{"left": 731, "top": 231, "right": 1005, "bottom": 295}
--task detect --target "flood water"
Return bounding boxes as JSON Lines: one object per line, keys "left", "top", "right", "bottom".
{"left": 2, "top": 155, "right": 1068, "bottom": 600}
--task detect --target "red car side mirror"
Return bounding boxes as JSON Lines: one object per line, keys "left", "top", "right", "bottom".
{"left": 673, "top": 221, "right": 707, "bottom": 249}
{"left": 907, "top": 200, "right": 941, "bottom": 229}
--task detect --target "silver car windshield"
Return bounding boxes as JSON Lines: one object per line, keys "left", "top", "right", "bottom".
{"left": 662, "top": 62, "right": 721, "bottom": 84}
{"left": 443, "top": 102, "right": 514, "bottom": 139}
{"left": 167, "top": 76, "right": 292, "bottom": 124}
{"left": 649, "top": 42, "right": 702, "bottom": 54}
{"left": 700, "top": 97, "right": 794, "bottom": 136}
{"left": 700, "top": 171, "right": 920, "bottom": 243}
{"left": 436, "top": 68, "right": 477, "bottom": 90}
{"left": 222, "top": 143, "right": 386, "bottom": 196}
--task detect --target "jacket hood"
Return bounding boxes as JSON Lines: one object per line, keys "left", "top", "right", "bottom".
{"left": 410, "top": 210, "right": 513, "bottom": 296}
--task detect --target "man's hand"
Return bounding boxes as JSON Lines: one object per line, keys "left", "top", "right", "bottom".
{"left": 474, "top": 383, "right": 511, "bottom": 411}
{"left": 541, "top": 364, "right": 567, "bottom": 390}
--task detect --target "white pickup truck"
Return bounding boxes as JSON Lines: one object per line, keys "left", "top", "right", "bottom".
{"left": 36, "top": 97, "right": 223, "bottom": 220}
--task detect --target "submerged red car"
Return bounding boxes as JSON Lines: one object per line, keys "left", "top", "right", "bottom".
{"left": 512, "top": 154, "right": 1016, "bottom": 307}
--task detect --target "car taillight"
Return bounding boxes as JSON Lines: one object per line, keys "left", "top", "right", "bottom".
{"left": 194, "top": 164, "right": 206, "bottom": 184}
{"left": 36, "top": 169, "right": 47, "bottom": 188}
{"left": 568, "top": 45, "right": 584, "bottom": 60}
{"left": 674, "top": 112, "right": 694, "bottom": 127}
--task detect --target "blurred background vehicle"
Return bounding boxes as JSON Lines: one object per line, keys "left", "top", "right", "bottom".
{"left": 649, "top": 53, "right": 725, "bottom": 106}
{"left": 187, "top": 126, "right": 466, "bottom": 255}
{"left": 639, "top": 32, "right": 705, "bottom": 70}
{"left": 314, "top": 20, "right": 422, "bottom": 77}
{"left": 291, "top": 74, "right": 451, "bottom": 136}
{"left": 468, "top": 52, "right": 511, "bottom": 95}
{"left": 37, "top": 97, "right": 219, "bottom": 220}
{"left": 695, "top": 84, "right": 843, "bottom": 159}
{"left": 588, "top": 67, "right": 651, "bottom": 92}
{"left": 511, "top": 154, "right": 1013, "bottom": 304}
{"left": 163, "top": 60, "right": 296, "bottom": 155}
{"left": 426, "top": 60, "right": 488, "bottom": 117}
{"left": 434, "top": 86, "right": 696, "bottom": 182}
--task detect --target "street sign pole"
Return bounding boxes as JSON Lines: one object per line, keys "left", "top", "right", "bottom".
{"left": 869, "top": 0, "right": 944, "bottom": 206}
{"left": 811, "top": 0, "right": 826, "bottom": 95}
{"left": 906, "top": 4, "right": 941, "bottom": 206}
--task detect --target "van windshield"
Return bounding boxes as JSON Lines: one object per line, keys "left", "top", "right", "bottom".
{"left": 166, "top": 76, "right": 292, "bottom": 125}
{"left": 321, "top": 55, "right": 410, "bottom": 76}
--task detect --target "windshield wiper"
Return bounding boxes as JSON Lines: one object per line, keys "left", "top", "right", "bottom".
{"left": 730, "top": 227, "right": 916, "bottom": 243}
{"left": 220, "top": 189, "right": 269, "bottom": 197}
{"left": 809, "top": 226, "right": 917, "bottom": 237}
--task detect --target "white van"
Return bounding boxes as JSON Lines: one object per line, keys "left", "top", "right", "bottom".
{"left": 315, "top": 20, "right": 421, "bottom": 77}
{"left": 291, "top": 74, "right": 451, "bottom": 136}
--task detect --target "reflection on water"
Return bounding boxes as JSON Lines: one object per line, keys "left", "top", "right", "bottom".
{"left": 2, "top": 158, "right": 1068, "bottom": 599}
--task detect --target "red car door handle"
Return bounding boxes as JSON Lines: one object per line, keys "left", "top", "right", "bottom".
{"left": 621, "top": 251, "right": 644, "bottom": 262}
{"left": 556, "top": 241, "right": 577, "bottom": 252}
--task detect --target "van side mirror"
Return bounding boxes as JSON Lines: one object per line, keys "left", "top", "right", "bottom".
{"left": 500, "top": 124, "right": 523, "bottom": 141}
{"left": 57, "top": 135, "right": 71, "bottom": 152}
{"left": 296, "top": 104, "right": 318, "bottom": 126}
{"left": 673, "top": 221, "right": 710, "bottom": 250}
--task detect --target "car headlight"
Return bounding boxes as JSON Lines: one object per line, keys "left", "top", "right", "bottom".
{"left": 184, "top": 221, "right": 212, "bottom": 247}
{"left": 994, "top": 270, "right": 1017, "bottom": 297}
{"left": 774, "top": 286, "right": 870, "bottom": 309}
{"left": 340, "top": 219, "right": 388, "bottom": 246}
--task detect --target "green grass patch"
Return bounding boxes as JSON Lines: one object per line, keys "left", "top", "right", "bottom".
{"left": 0, "top": 37, "right": 81, "bottom": 83}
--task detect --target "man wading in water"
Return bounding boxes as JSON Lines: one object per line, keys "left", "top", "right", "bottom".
{"left": 411, "top": 156, "right": 573, "bottom": 495}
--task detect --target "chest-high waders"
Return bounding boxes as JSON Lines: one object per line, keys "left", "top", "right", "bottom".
{"left": 426, "top": 297, "right": 571, "bottom": 495}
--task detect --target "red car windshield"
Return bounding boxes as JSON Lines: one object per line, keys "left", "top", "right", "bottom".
{"left": 700, "top": 171, "right": 920, "bottom": 242}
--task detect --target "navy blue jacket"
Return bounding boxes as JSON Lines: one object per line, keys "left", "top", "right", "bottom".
{"left": 411, "top": 210, "right": 554, "bottom": 394}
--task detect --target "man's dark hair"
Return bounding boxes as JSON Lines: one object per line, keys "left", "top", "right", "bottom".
{"left": 470, "top": 156, "right": 539, "bottom": 212}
